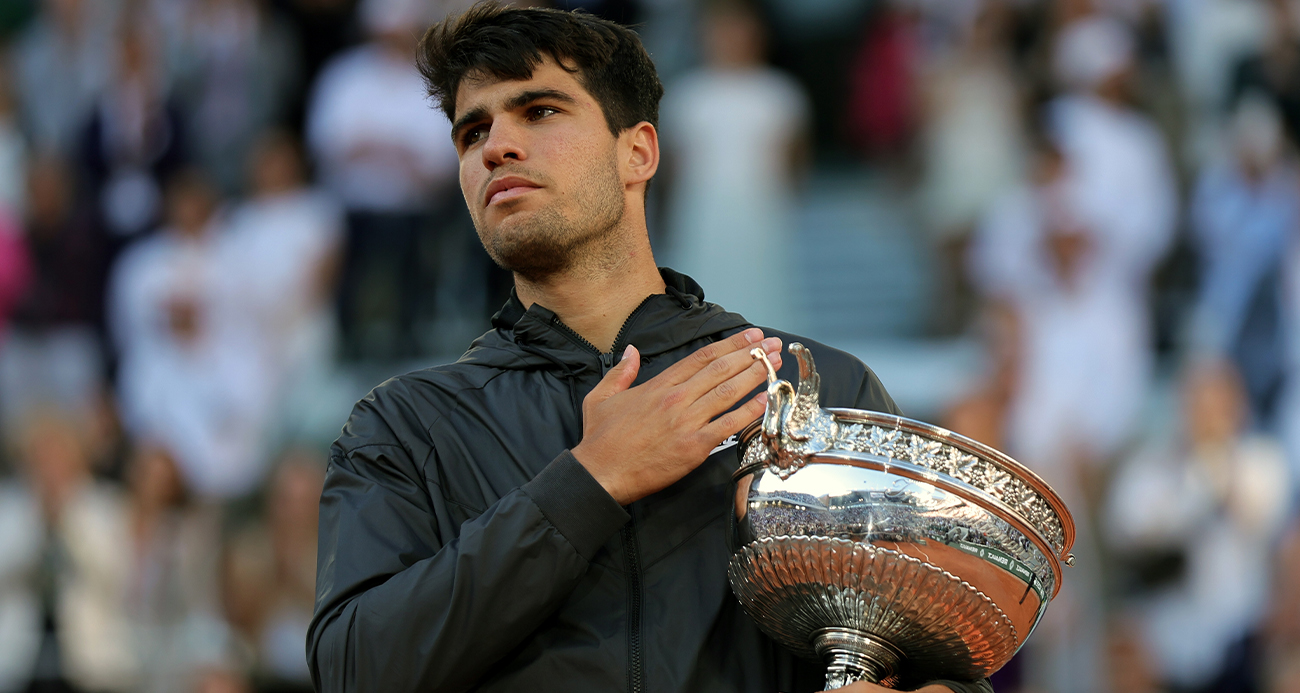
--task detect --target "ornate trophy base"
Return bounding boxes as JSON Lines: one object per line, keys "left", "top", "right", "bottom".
{"left": 728, "top": 536, "right": 1020, "bottom": 689}
{"left": 815, "top": 627, "right": 904, "bottom": 689}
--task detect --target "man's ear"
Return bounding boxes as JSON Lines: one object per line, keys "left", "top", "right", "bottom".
{"left": 621, "top": 122, "right": 659, "bottom": 188}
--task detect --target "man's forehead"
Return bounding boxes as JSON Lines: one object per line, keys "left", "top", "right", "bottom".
{"left": 452, "top": 58, "right": 589, "bottom": 119}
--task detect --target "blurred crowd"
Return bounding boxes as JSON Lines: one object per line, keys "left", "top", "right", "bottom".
{"left": 0, "top": 0, "right": 479, "bottom": 690}
{"left": 866, "top": 1, "right": 1300, "bottom": 692}
{"left": 0, "top": 0, "right": 1298, "bottom": 691}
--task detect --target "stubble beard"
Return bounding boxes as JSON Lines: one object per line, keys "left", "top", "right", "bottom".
{"left": 475, "top": 157, "right": 626, "bottom": 284}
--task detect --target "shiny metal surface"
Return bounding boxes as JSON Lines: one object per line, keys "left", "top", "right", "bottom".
{"left": 728, "top": 345, "right": 1075, "bottom": 690}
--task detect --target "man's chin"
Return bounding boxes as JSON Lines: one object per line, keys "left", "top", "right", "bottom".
{"left": 485, "top": 234, "right": 573, "bottom": 280}
{"left": 479, "top": 206, "right": 546, "bottom": 243}
{"left": 495, "top": 257, "right": 570, "bottom": 283}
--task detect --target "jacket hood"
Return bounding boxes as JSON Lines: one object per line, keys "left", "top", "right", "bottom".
{"left": 455, "top": 268, "right": 751, "bottom": 373}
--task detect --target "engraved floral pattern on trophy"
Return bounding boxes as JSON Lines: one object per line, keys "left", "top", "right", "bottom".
{"left": 740, "top": 372, "right": 1067, "bottom": 559}
{"left": 831, "top": 423, "right": 1067, "bottom": 557}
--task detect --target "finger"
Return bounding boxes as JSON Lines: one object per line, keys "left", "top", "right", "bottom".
{"left": 658, "top": 327, "right": 765, "bottom": 386}
{"left": 678, "top": 336, "right": 781, "bottom": 405}
{"left": 687, "top": 352, "right": 778, "bottom": 420}
{"left": 699, "top": 391, "right": 768, "bottom": 446}
{"left": 584, "top": 344, "right": 641, "bottom": 408}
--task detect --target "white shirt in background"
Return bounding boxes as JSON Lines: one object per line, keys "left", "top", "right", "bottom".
{"left": 662, "top": 66, "right": 809, "bottom": 330}
{"left": 306, "top": 44, "right": 458, "bottom": 212}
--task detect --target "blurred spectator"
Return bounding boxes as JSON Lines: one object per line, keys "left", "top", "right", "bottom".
{"left": 968, "top": 134, "right": 1114, "bottom": 693}
{"left": 109, "top": 169, "right": 277, "bottom": 500}
{"left": 941, "top": 302, "right": 1021, "bottom": 452}
{"left": 1167, "top": 0, "right": 1266, "bottom": 106}
{"left": 274, "top": 0, "right": 360, "bottom": 128}
{"left": 662, "top": 0, "right": 808, "bottom": 329}
{"left": 916, "top": 0, "right": 1026, "bottom": 333}
{"left": 0, "top": 1, "right": 38, "bottom": 39}
{"left": 1188, "top": 94, "right": 1297, "bottom": 425}
{"left": 1105, "top": 361, "right": 1290, "bottom": 692}
{"left": 125, "top": 444, "right": 228, "bottom": 693}
{"left": 633, "top": 0, "right": 697, "bottom": 82}
{"left": 171, "top": 0, "right": 301, "bottom": 193}
{"left": 1104, "top": 615, "right": 1163, "bottom": 693}
{"left": 222, "top": 452, "right": 321, "bottom": 691}
{"left": 0, "top": 411, "right": 137, "bottom": 693}
{"left": 1163, "top": 0, "right": 1268, "bottom": 164}
{"left": 304, "top": 0, "right": 452, "bottom": 212}
{"left": 305, "top": 0, "right": 457, "bottom": 359}
{"left": 845, "top": 1, "right": 921, "bottom": 162}
{"left": 259, "top": 455, "right": 320, "bottom": 688}
{"left": 194, "top": 668, "right": 253, "bottom": 693}
{"left": 0, "top": 60, "right": 28, "bottom": 217}
{"left": 0, "top": 153, "right": 106, "bottom": 442}
{"left": 1230, "top": 0, "right": 1300, "bottom": 151}
{"left": 969, "top": 19, "right": 1177, "bottom": 692}
{"left": 1264, "top": 521, "right": 1300, "bottom": 693}
{"left": 223, "top": 130, "right": 342, "bottom": 433}
{"left": 0, "top": 206, "right": 29, "bottom": 338}
{"left": 997, "top": 13, "right": 1177, "bottom": 474}
{"left": 12, "top": 0, "right": 118, "bottom": 154}
{"left": 80, "top": 22, "right": 188, "bottom": 241}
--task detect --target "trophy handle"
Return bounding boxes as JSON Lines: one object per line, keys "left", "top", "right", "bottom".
{"left": 749, "top": 343, "right": 839, "bottom": 477}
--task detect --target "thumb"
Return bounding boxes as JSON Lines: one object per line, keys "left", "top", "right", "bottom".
{"left": 587, "top": 344, "right": 641, "bottom": 405}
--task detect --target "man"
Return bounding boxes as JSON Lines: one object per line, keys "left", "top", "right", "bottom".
{"left": 307, "top": 4, "right": 994, "bottom": 692}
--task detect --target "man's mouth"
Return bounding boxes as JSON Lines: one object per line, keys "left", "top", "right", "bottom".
{"left": 484, "top": 176, "right": 541, "bottom": 207}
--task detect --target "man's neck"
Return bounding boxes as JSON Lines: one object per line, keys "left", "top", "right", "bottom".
{"left": 514, "top": 236, "right": 666, "bottom": 354}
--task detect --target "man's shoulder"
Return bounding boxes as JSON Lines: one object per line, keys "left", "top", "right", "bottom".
{"left": 333, "top": 360, "right": 508, "bottom": 459}
{"left": 760, "top": 330, "right": 866, "bottom": 372}
{"left": 744, "top": 327, "right": 899, "bottom": 415}
{"left": 741, "top": 327, "right": 867, "bottom": 378}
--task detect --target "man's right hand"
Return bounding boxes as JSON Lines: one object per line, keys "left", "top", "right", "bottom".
{"left": 571, "top": 328, "right": 782, "bottom": 505}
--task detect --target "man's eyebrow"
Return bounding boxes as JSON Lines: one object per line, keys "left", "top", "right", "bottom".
{"left": 452, "top": 106, "right": 489, "bottom": 142}
{"left": 452, "top": 88, "right": 580, "bottom": 141}
{"left": 503, "top": 88, "right": 579, "bottom": 112}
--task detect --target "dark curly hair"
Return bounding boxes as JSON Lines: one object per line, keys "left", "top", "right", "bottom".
{"left": 417, "top": 2, "right": 664, "bottom": 135}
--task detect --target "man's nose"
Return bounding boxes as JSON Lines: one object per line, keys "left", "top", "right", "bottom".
{"left": 482, "top": 121, "right": 526, "bottom": 170}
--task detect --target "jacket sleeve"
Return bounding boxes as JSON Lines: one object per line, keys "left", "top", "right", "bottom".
{"left": 307, "top": 410, "right": 630, "bottom": 692}
{"left": 852, "top": 364, "right": 902, "bottom": 416}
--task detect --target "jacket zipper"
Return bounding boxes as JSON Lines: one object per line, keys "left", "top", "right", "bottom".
{"left": 553, "top": 296, "right": 655, "bottom": 692}
{"left": 608, "top": 297, "right": 655, "bottom": 358}
{"left": 550, "top": 295, "right": 657, "bottom": 373}
{"left": 611, "top": 298, "right": 652, "bottom": 693}
{"left": 621, "top": 521, "right": 645, "bottom": 693}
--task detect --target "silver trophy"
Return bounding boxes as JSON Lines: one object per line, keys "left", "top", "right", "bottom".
{"left": 730, "top": 344, "right": 1075, "bottom": 690}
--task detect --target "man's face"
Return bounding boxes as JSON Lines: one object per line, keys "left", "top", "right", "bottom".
{"left": 452, "top": 58, "right": 626, "bottom": 280}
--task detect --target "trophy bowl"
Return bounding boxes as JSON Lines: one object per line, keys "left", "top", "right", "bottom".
{"left": 730, "top": 344, "right": 1075, "bottom": 690}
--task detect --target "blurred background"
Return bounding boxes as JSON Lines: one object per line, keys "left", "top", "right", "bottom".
{"left": 0, "top": 0, "right": 1294, "bottom": 691}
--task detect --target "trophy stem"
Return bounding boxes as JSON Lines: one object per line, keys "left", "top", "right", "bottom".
{"left": 814, "top": 627, "right": 904, "bottom": 690}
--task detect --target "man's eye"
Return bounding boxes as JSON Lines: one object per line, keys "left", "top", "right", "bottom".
{"left": 528, "top": 106, "right": 558, "bottom": 120}
{"left": 462, "top": 126, "right": 488, "bottom": 146}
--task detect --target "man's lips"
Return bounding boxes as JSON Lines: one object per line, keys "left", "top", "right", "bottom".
{"left": 484, "top": 176, "right": 542, "bottom": 207}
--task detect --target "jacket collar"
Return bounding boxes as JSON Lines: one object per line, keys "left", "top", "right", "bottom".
{"left": 462, "top": 268, "right": 749, "bottom": 372}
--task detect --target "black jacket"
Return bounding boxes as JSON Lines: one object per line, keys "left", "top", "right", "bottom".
{"left": 308, "top": 269, "right": 995, "bottom": 693}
